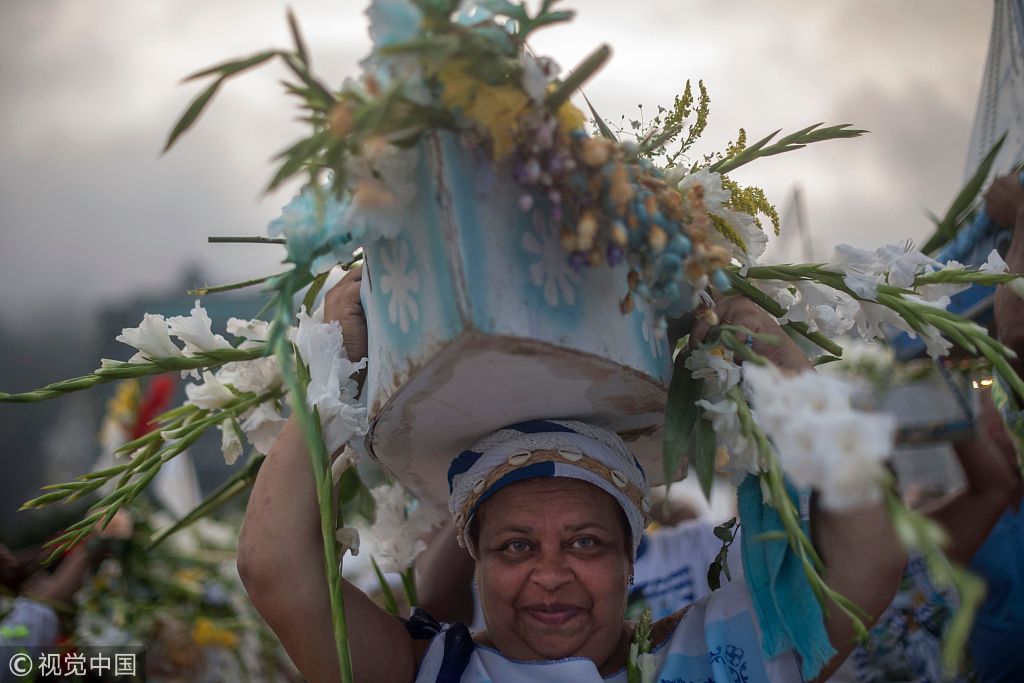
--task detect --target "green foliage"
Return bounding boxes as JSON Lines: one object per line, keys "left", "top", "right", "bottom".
{"left": 662, "top": 350, "right": 703, "bottom": 487}
{"left": 707, "top": 517, "right": 738, "bottom": 590}
{"left": 919, "top": 134, "right": 1006, "bottom": 255}
{"left": 709, "top": 122, "right": 865, "bottom": 176}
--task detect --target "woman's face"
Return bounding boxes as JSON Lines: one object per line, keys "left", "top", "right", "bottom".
{"left": 474, "top": 478, "right": 632, "bottom": 670}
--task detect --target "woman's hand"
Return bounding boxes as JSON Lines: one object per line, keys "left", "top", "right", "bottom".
{"left": 689, "top": 296, "right": 812, "bottom": 373}
{"left": 324, "top": 266, "right": 367, "bottom": 364}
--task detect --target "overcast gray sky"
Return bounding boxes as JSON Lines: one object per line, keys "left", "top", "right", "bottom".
{"left": 0, "top": 1, "right": 994, "bottom": 334}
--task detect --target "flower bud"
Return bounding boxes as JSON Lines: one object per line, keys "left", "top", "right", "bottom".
{"left": 327, "top": 102, "right": 355, "bottom": 139}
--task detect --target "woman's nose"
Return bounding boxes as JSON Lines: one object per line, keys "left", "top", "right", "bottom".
{"left": 529, "top": 549, "right": 573, "bottom": 591}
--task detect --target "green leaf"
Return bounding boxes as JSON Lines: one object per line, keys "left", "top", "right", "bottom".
{"left": 371, "top": 557, "right": 400, "bottom": 616}
{"left": 713, "top": 524, "right": 734, "bottom": 542}
{"left": 662, "top": 351, "right": 702, "bottom": 485}
{"left": 709, "top": 123, "right": 865, "bottom": 176}
{"left": 287, "top": 9, "right": 310, "bottom": 66}
{"left": 545, "top": 44, "right": 611, "bottom": 110}
{"left": 357, "top": 483, "right": 377, "bottom": 524}
{"left": 920, "top": 133, "right": 1006, "bottom": 254}
{"left": 582, "top": 92, "right": 617, "bottom": 141}
{"left": 182, "top": 50, "right": 279, "bottom": 83}
{"left": 163, "top": 79, "right": 223, "bottom": 153}
{"left": 707, "top": 560, "right": 722, "bottom": 591}
{"left": 400, "top": 566, "right": 418, "bottom": 607}
{"left": 338, "top": 467, "right": 362, "bottom": 506}
{"left": 693, "top": 417, "right": 717, "bottom": 500}
{"left": 303, "top": 270, "right": 332, "bottom": 311}
{"left": 266, "top": 133, "right": 328, "bottom": 193}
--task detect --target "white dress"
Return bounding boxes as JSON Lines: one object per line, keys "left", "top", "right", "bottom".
{"left": 411, "top": 579, "right": 800, "bottom": 683}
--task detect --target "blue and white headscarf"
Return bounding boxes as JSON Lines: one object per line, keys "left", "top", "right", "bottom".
{"left": 447, "top": 419, "right": 651, "bottom": 558}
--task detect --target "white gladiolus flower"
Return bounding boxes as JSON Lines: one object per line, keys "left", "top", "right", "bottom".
{"left": 1009, "top": 278, "right": 1024, "bottom": 299}
{"left": 826, "top": 244, "right": 882, "bottom": 299}
{"left": 695, "top": 397, "right": 760, "bottom": 483}
{"left": 853, "top": 301, "right": 915, "bottom": 342}
{"left": 368, "top": 483, "right": 443, "bottom": 573}
{"left": 331, "top": 446, "right": 363, "bottom": 484}
{"left": 335, "top": 527, "right": 361, "bottom": 557}
{"left": 638, "top": 653, "right": 658, "bottom": 683}
{"left": 221, "top": 356, "right": 282, "bottom": 395}
{"left": 742, "top": 363, "right": 895, "bottom": 511}
{"left": 916, "top": 260, "right": 971, "bottom": 302}
{"left": 919, "top": 326, "right": 954, "bottom": 358}
{"left": 684, "top": 347, "right": 741, "bottom": 398}
{"left": 167, "top": 300, "right": 231, "bottom": 356}
{"left": 240, "top": 402, "right": 287, "bottom": 455}
{"left": 227, "top": 317, "right": 271, "bottom": 349}
{"left": 116, "top": 314, "right": 184, "bottom": 363}
{"left": 980, "top": 248, "right": 1009, "bottom": 274}
{"left": 219, "top": 418, "right": 243, "bottom": 466}
{"left": 779, "top": 282, "right": 858, "bottom": 337}
{"left": 674, "top": 168, "right": 730, "bottom": 212}
{"left": 826, "top": 242, "right": 940, "bottom": 300}
{"left": 293, "top": 308, "right": 368, "bottom": 454}
{"left": 817, "top": 417, "right": 893, "bottom": 510}
{"left": 752, "top": 279, "right": 797, "bottom": 309}
{"left": 707, "top": 208, "right": 768, "bottom": 272}
{"left": 185, "top": 371, "right": 236, "bottom": 410}
{"left": 878, "top": 243, "right": 939, "bottom": 290}
{"left": 319, "top": 398, "right": 369, "bottom": 455}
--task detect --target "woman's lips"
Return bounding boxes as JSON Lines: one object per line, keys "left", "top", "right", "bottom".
{"left": 523, "top": 604, "right": 583, "bottom": 627}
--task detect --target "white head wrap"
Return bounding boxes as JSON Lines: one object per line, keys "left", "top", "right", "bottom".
{"left": 447, "top": 419, "right": 651, "bottom": 558}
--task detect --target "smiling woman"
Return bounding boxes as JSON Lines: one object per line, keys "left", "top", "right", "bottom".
{"left": 470, "top": 480, "right": 633, "bottom": 673}
{"left": 235, "top": 269, "right": 907, "bottom": 683}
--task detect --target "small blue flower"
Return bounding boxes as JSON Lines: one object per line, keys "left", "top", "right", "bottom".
{"left": 267, "top": 186, "right": 353, "bottom": 270}
{"left": 366, "top": 0, "right": 423, "bottom": 51}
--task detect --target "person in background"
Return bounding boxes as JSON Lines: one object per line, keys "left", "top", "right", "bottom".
{"left": 0, "top": 510, "right": 133, "bottom": 650}
{"left": 828, "top": 392, "right": 1015, "bottom": 683}
{"left": 830, "top": 172, "right": 1024, "bottom": 683}
{"left": 0, "top": 543, "right": 89, "bottom": 650}
{"left": 966, "top": 172, "right": 1024, "bottom": 683}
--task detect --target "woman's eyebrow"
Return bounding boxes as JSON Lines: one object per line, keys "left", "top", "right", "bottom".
{"left": 564, "top": 523, "right": 611, "bottom": 533}
{"left": 491, "top": 524, "right": 534, "bottom": 535}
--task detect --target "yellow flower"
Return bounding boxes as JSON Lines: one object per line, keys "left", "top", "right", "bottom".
{"left": 191, "top": 617, "right": 240, "bottom": 650}
{"left": 438, "top": 60, "right": 478, "bottom": 112}
{"left": 466, "top": 84, "right": 529, "bottom": 159}
{"left": 557, "top": 101, "right": 585, "bottom": 133}
{"left": 106, "top": 380, "right": 140, "bottom": 424}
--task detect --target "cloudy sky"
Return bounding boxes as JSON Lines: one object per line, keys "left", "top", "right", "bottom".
{"left": 0, "top": 1, "right": 995, "bottom": 336}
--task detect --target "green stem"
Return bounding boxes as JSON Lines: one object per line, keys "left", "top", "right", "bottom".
{"left": 273, "top": 302, "right": 354, "bottom": 683}
{"left": 208, "top": 236, "right": 285, "bottom": 244}
{"left": 147, "top": 453, "right": 266, "bottom": 549}
{"left": 727, "top": 272, "right": 844, "bottom": 356}
{"left": 0, "top": 347, "right": 265, "bottom": 403}
{"left": 190, "top": 272, "right": 284, "bottom": 296}
{"left": 371, "top": 557, "right": 400, "bottom": 616}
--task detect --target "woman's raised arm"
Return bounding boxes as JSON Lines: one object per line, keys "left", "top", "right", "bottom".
{"left": 237, "top": 268, "right": 421, "bottom": 683}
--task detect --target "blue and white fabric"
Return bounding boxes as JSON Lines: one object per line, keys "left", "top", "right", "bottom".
{"left": 447, "top": 420, "right": 651, "bottom": 558}
{"left": 628, "top": 520, "right": 744, "bottom": 620}
{"left": 408, "top": 579, "right": 800, "bottom": 683}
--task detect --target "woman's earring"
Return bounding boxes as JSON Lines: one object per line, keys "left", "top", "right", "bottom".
{"left": 628, "top": 575, "right": 634, "bottom": 586}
